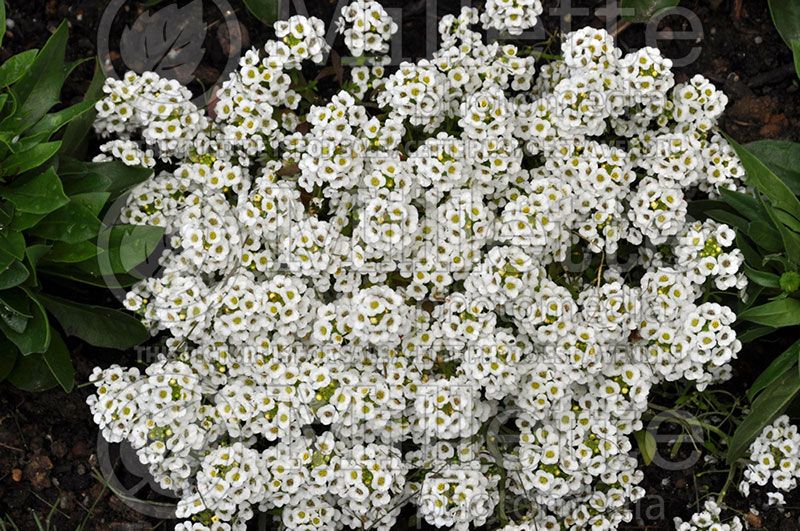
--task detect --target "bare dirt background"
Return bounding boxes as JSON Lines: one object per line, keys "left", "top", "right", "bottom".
{"left": 1, "top": 0, "right": 799, "bottom": 529}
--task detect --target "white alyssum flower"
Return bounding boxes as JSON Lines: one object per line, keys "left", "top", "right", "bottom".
{"left": 88, "top": 6, "right": 748, "bottom": 531}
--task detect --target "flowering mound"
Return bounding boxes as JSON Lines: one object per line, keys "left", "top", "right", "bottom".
{"left": 88, "top": 3, "right": 748, "bottom": 530}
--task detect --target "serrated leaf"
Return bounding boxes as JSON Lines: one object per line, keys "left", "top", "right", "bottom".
{"left": 620, "top": 0, "right": 679, "bottom": 22}
{"left": 0, "top": 167, "right": 69, "bottom": 214}
{"left": 738, "top": 298, "right": 800, "bottom": 328}
{"left": 39, "top": 294, "right": 148, "bottom": 350}
{"left": 119, "top": 0, "right": 206, "bottom": 85}
{"left": 729, "top": 369, "right": 800, "bottom": 464}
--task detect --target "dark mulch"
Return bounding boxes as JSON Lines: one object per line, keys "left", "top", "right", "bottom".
{"left": 1, "top": 0, "right": 799, "bottom": 529}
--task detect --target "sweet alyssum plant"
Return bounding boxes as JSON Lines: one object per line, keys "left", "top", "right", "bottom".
{"left": 88, "top": 2, "right": 749, "bottom": 529}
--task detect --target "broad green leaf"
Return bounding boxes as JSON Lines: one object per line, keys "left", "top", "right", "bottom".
{"left": 738, "top": 298, "right": 800, "bottom": 328}
{"left": 6, "top": 350, "right": 58, "bottom": 392}
{"left": 0, "top": 289, "right": 32, "bottom": 333}
{"left": 744, "top": 265, "right": 781, "bottom": 289}
{"left": 39, "top": 294, "right": 148, "bottom": 349}
{"left": 3, "top": 21, "right": 69, "bottom": 133}
{"left": 0, "top": 230, "right": 24, "bottom": 260}
{"left": 764, "top": 202, "right": 800, "bottom": 264}
{"left": 41, "top": 329, "right": 74, "bottom": 393}
{"left": 748, "top": 338, "right": 800, "bottom": 401}
{"left": 59, "top": 158, "right": 152, "bottom": 196}
{"left": 747, "top": 220, "right": 783, "bottom": 254}
{"left": 0, "top": 261, "right": 29, "bottom": 289}
{"left": 71, "top": 192, "right": 110, "bottom": 217}
{"left": 60, "top": 61, "right": 106, "bottom": 157}
{"left": 0, "top": 167, "right": 69, "bottom": 214}
{"left": 620, "top": 0, "right": 679, "bottom": 22}
{"left": 39, "top": 264, "right": 141, "bottom": 288}
{"left": 738, "top": 326, "right": 775, "bottom": 344}
{"left": 29, "top": 198, "right": 103, "bottom": 244}
{"left": 726, "top": 134, "right": 800, "bottom": 223}
{"left": 747, "top": 140, "right": 800, "bottom": 195}
{"left": 25, "top": 244, "right": 50, "bottom": 287}
{"left": 729, "top": 369, "right": 800, "bottom": 463}
{"left": 719, "top": 188, "right": 767, "bottom": 222}
{"left": 634, "top": 429, "right": 657, "bottom": 466}
{"left": 9, "top": 210, "right": 47, "bottom": 231}
{"left": 0, "top": 141, "right": 61, "bottom": 177}
{"left": 92, "top": 224, "right": 165, "bottom": 274}
{"left": 42, "top": 240, "right": 100, "bottom": 263}
{"left": 0, "top": 289, "right": 50, "bottom": 354}
{"left": 769, "top": 0, "right": 800, "bottom": 46}
{"left": 242, "top": 0, "right": 280, "bottom": 24}
{"left": 0, "top": 337, "right": 17, "bottom": 381}
{"left": 27, "top": 99, "right": 96, "bottom": 139}
{"left": 0, "top": 49, "right": 39, "bottom": 87}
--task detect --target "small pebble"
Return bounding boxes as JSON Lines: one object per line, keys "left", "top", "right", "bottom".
{"left": 11, "top": 468, "right": 22, "bottom": 482}
{"left": 5, "top": 19, "right": 14, "bottom": 29}
{"left": 755, "top": 36, "right": 763, "bottom": 44}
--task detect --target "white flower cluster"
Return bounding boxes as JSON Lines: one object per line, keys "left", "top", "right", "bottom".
{"left": 739, "top": 415, "right": 800, "bottom": 506}
{"left": 673, "top": 500, "right": 743, "bottom": 531}
{"left": 89, "top": 5, "right": 748, "bottom": 531}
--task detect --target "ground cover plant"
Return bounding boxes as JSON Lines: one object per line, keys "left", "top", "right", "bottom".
{"left": 3, "top": 0, "right": 800, "bottom": 530}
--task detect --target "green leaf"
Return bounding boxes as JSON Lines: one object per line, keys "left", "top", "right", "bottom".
{"left": 0, "top": 49, "right": 39, "bottom": 87}
{"left": 71, "top": 192, "right": 110, "bottom": 217}
{"left": 38, "top": 264, "right": 141, "bottom": 288}
{"left": 0, "top": 289, "right": 32, "bottom": 333}
{"left": 0, "top": 230, "right": 25, "bottom": 260}
{"left": 27, "top": 99, "right": 96, "bottom": 139}
{"left": 242, "top": 0, "right": 280, "bottom": 24}
{"left": 634, "top": 429, "right": 657, "bottom": 466}
{"left": 737, "top": 326, "right": 775, "bottom": 344}
{"left": 769, "top": 0, "right": 800, "bottom": 46}
{"left": 719, "top": 188, "right": 767, "bottom": 222}
{"left": 60, "top": 61, "right": 106, "bottom": 157}
{"left": 42, "top": 240, "right": 100, "bottom": 264}
{"left": 3, "top": 21, "right": 69, "bottom": 133}
{"left": 91, "top": 224, "right": 165, "bottom": 274}
{"left": 59, "top": 158, "right": 152, "bottom": 196}
{"left": 0, "top": 141, "right": 61, "bottom": 177}
{"left": 793, "top": 40, "right": 800, "bottom": 81}
{"left": 39, "top": 294, "right": 148, "bottom": 349}
{"left": 0, "top": 337, "right": 17, "bottom": 381}
{"left": 744, "top": 265, "right": 781, "bottom": 289}
{"left": 726, "top": 134, "right": 800, "bottom": 223}
{"left": 620, "top": 0, "right": 679, "bottom": 22}
{"left": 747, "top": 220, "right": 783, "bottom": 254}
{"left": 0, "top": 261, "right": 29, "bottom": 289}
{"left": 764, "top": 202, "right": 800, "bottom": 264}
{"left": 29, "top": 198, "right": 102, "bottom": 244}
{"left": 748, "top": 338, "right": 800, "bottom": 401}
{"left": 41, "top": 329, "right": 74, "bottom": 393}
{"left": 0, "top": 167, "right": 69, "bottom": 214}
{"left": 729, "top": 369, "right": 800, "bottom": 464}
{"left": 0, "top": 289, "right": 50, "bottom": 355}
{"left": 738, "top": 298, "right": 800, "bottom": 328}
{"left": 747, "top": 140, "right": 800, "bottom": 195}
{"left": 6, "top": 350, "right": 58, "bottom": 392}
{"left": 24, "top": 244, "right": 50, "bottom": 286}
